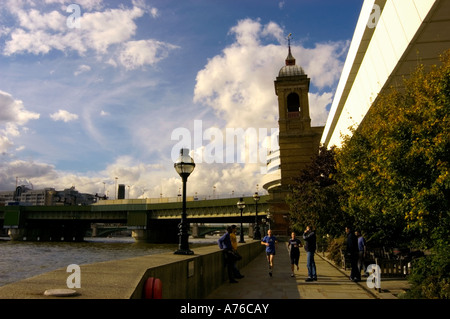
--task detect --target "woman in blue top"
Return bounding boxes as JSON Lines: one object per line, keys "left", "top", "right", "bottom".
{"left": 261, "top": 229, "right": 278, "bottom": 277}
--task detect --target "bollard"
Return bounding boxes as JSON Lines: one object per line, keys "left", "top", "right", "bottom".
{"left": 144, "top": 277, "right": 162, "bottom": 299}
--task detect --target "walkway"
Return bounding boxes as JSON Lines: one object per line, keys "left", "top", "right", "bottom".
{"left": 207, "top": 242, "right": 409, "bottom": 299}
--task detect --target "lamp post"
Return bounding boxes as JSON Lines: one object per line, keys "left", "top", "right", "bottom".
{"left": 174, "top": 148, "right": 195, "bottom": 255}
{"left": 236, "top": 198, "right": 246, "bottom": 243}
{"left": 253, "top": 192, "right": 261, "bottom": 240}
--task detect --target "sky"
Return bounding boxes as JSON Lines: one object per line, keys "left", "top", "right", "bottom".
{"left": 0, "top": 0, "right": 363, "bottom": 199}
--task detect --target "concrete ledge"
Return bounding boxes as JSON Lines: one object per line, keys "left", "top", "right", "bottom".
{"left": 0, "top": 240, "right": 264, "bottom": 299}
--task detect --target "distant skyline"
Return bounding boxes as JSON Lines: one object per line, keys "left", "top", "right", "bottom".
{"left": 0, "top": 0, "right": 362, "bottom": 199}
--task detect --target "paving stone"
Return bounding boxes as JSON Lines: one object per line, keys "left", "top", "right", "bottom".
{"left": 207, "top": 243, "right": 406, "bottom": 299}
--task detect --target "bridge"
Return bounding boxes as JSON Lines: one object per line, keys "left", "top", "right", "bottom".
{"left": 87, "top": 223, "right": 250, "bottom": 239}
{"left": 0, "top": 195, "right": 269, "bottom": 243}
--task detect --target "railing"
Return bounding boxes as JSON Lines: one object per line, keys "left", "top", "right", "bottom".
{"left": 287, "top": 111, "right": 300, "bottom": 118}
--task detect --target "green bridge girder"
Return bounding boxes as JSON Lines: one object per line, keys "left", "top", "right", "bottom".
{"left": 0, "top": 195, "right": 269, "bottom": 229}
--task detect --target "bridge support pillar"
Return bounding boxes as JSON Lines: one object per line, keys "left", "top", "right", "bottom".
{"left": 8, "top": 228, "right": 25, "bottom": 241}
{"left": 248, "top": 223, "right": 254, "bottom": 238}
{"left": 91, "top": 224, "right": 98, "bottom": 237}
{"left": 131, "top": 229, "right": 148, "bottom": 243}
{"left": 191, "top": 223, "right": 205, "bottom": 238}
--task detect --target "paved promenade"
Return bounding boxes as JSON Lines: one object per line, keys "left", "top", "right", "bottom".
{"left": 207, "top": 242, "right": 409, "bottom": 299}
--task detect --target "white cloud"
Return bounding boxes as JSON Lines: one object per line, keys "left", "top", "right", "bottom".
{"left": 150, "top": 8, "right": 158, "bottom": 18}
{"left": 194, "top": 19, "right": 347, "bottom": 130}
{"left": 0, "top": 90, "right": 39, "bottom": 154}
{"left": 79, "top": 6, "right": 144, "bottom": 54}
{"left": 15, "top": 8, "right": 66, "bottom": 32}
{"left": 118, "top": 40, "right": 179, "bottom": 70}
{"left": 190, "top": 19, "right": 347, "bottom": 194}
{"left": 0, "top": 17, "right": 348, "bottom": 199}
{"left": 50, "top": 109, "right": 79, "bottom": 122}
{"left": 44, "top": 0, "right": 104, "bottom": 11}
{"left": 0, "top": 136, "right": 14, "bottom": 154}
{"left": 308, "top": 92, "right": 334, "bottom": 127}
{"left": 1, "top": 1, "right": 176, "bottom": 70}
{"left": 0, "top": 90, "right": 40, "bottom": 125}
{"left": 0, "top": 159, "right": 58, "bottom": 191}
{"left": 74, "top": 64, "right": 91, "bottom": 76}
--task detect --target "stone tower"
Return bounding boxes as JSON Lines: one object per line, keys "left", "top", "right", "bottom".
{"left": 264, "top": 40, "right": 324, "bottom": 237}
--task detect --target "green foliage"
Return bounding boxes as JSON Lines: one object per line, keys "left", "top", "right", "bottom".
{"left": 335, "top": 50, "right": 450, "bottom": 248}
{"left": 335, "top": 50, "right": 450, "bottom": 298}
{"left": 285, "top": 50, "right": 450, "bottom": 298}
{"left": 406, "top": 224, "right": 450, "bottom": 299}
{"left": 286, "top": 146, "right": 349, "bottom": 238}
{"left": 406, "top": 245, "right": 450, "bottom": 299}
{"left": 326, "top": 236, "right": 346, "bottom": 267}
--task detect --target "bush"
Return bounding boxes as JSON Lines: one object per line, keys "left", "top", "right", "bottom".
{"left": 406, "top": 246, "right": 450, "bottom": 299}
{"left": 326, "top": 236, "right": 345, "bottom": 267}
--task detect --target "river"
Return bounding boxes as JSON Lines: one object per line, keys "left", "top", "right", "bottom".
{"left": 0, "top": 236, "right": 219, "bottom": 287}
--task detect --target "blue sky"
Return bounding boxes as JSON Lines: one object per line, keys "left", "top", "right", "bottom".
{"left": 0, "top": 0, "right": 362, "bottom": 199}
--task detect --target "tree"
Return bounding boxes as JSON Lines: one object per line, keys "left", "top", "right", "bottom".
{"left": 335, "top": 50, "right": 450, "bottom": 249}
{"left": 287, "top": 145, "right": 348, "bottom": 238}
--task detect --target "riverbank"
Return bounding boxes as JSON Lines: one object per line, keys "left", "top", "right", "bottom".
{"left": 0, "top": 239, "right": 264, "bottom": 299}
{"left": 0, "top": 236, "right": 223, "bottom": 287}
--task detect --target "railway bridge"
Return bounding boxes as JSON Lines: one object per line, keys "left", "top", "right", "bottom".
{"left": 0, "top": 196, "right": 269, "bottom": 243}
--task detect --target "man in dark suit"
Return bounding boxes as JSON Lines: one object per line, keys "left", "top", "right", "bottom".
{"left": 345, "top": 226, "right": 361, "bottom": 282}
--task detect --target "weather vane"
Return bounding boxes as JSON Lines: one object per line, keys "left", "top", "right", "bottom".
{"left": 287, "top": 33, "right": 292, "bottom": 47}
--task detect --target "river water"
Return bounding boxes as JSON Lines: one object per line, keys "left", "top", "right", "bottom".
{"left": 0, "top": 236, "right": 218, "bottom": 287}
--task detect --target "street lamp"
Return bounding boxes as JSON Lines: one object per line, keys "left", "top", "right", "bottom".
{"left": 253, "top": 192, "right": 261, "bottom": 240}
{"left": 236, "top": 198, "right": 246, "bottom": 243}
{"left": 174, "top": 148, "right": 195, "bottom": 255}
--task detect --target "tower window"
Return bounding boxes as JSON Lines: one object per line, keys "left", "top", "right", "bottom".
{"left": 287, "top": 93, "right": 300, "bottom": 112}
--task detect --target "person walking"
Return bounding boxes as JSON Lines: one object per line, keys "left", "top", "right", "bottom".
{"left": 303, "top": 225, "right": 317, "bottom": 282}
{"left": 230, "top": 225, "right": 244, "bottom": 279}
{"left": 356, "top": 230, "right": 367, "bottom": 277}
{"left": 288, "top": 232, "right": 302, "bottom": 277}
{"left": 345, "top": 226, "right": 361, "bottom": 282}
{"left": 218, "top": 226, "right": 239, "bottom": 283}
{"left": 261, "top": 229, "right": 278, "bottom": 277}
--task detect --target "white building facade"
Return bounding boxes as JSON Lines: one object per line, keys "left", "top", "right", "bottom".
{"left": 321, "top": 0, "right": 450, "bottom": 148}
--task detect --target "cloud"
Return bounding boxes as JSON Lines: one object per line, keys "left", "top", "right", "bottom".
{"left": 0, "top": 159, "right": 57, "bottom": 190}
{"left": 194, "top": 18, "right": 348, "bottom": 130}
{"left": 0, "top": 17, "right": 349, "bottom": 199}
{"left": 190, "top": 19, "right": 348, "bottom": 195}
{"left": 74, "top": 64, "right": 91, "bottom": 76}
{"left": 0, "top": 90, "right": 40, "bottom": 125}
{"left": 309, "top": 92, "right": 334, "bottom": 127}
{"left": 50, "top": 109, "right": 79, "bottom": 122}
{"left": 43, "top": 0, "right": 104, "bottom": 11}
{"left": 0, "top": 90, "right": 40, "bottom": 154}
{"left": 2, "top": 5, "right": 144, "bottom": 55}
{"left": 118, "top": 40, "right": 180, "bottom": 70}
{"left": 1, "top": 1, "right": 176, "bottom": 70}
{"left": 0, "top": 136, "right": 14, "bottom": 154}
